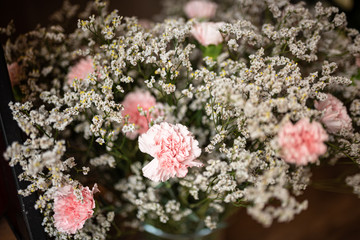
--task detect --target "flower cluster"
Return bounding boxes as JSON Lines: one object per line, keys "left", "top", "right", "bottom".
{"left": 1, "top": 0, "right": 360, "bottom": 238}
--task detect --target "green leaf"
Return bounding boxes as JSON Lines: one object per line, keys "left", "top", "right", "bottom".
{"left": 12, "top": 85, "right": 23, "bottom": 102}
{"left": 188, "top": 212, "right": 200, "bottom": 222}
{"left": 200, "top": 44, "right": 223, "bottom": 60}
{"left": 351, "top": 68, "right": 360, "bottom": 86}
{"left": 154, "top": 182, "right": 165, "bottom": 189}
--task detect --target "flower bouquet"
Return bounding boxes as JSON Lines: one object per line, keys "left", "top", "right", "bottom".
{"left": 1, "top": 0, "right": 360, "bottom": 239}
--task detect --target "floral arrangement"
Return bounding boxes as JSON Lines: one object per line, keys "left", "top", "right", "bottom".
{"left": 2, "top": 0, "right": 360, "bottom": 239}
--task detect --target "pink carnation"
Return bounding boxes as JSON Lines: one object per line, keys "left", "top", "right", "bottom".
{"left": 122, "top": 90, "right": 162, "bottom": 139}
{"left": 138, "top": 19, "right": 153, "bottom": 29}
{"left": 356, "top": 57, "right": 360, "bottom": 68}
{"left": 53, "top": 184, "right": 98, "bottom": 234}
{"left": 184, "top": 1, "right": 217, "bottom": 19}
{"left": 191, "top": 22, "right": 224, "bottom": 46}
{"left": 7, "top": 62, "right": 21, "bottom": 86}
{"left": 278, "top": 118, "right": 328, "bottom": 165}
{"left": 139, "top": 122, "right": 202, "bottom": 182}
{"left": 67, "top": 58, "right": 95, "bottom": 85}
{"left": 314, "top": 94, "right": 352, "bottom": 134}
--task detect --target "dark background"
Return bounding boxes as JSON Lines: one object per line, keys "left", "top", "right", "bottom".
{"left": 0, "top": 0, "right": 162, "bottom": 36}
{"left": 0, "top": 0, "right": 359, "bottom": 36}
{"left": 0, "top": 0, "right": 360, "bottom": 239}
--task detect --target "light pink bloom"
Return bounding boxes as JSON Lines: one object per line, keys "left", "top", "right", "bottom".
{"left": 67, "top": 58, "right": 95, "bottom": 85}
{"left": 53, "top": 184, "right": 98, "bottom": 234}
{"left": 278, "top": 118, "right": 328, "bottom": 165}
{"left": 7, "top": 62, "right": 21, "bottom": 86}
{"left": 356, "top": 57, "right": 360, "bottom": 68}
{"left": 191, "top": 22, "right": 224, "bottom": 46}
{"left": 184, "top": 1, "right": 217, "bottom": 19}
{"left": 314, "top": 94, "right": 352, "bottom": 134}
{"left": 138, "top": 19, "right": 153, "bottom": 29}
{"left": 122, "top": 90, "right": 162, "bottom": 139}
{"left": 139, "top": 122, "right": 202, "bottom": 182}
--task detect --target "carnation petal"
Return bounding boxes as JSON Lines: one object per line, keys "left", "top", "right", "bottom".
{"left": 142, "top": 158, "right": 162, "bottom": 182}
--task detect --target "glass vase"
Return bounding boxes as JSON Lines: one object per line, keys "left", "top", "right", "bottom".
{"left": 142, "top": 222, "right": 226, "bottom": 240}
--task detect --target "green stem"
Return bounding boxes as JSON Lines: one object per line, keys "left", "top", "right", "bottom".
{"left": 35, "top": 124, "right": 51, "bottom": 138}
{"left": 189, "top": 197, "right": 211, "bottom": 208}
{"left": 164, "top": 182, "right": 177, "bottom": 200}
{"left": 326, "top": 142, "right": 357, "bottom": 164}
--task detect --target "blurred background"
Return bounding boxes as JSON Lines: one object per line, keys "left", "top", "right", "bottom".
{"left": 0, "top": 0, "right": 359, "bottom": 37}
{"left": 0, "top": 0, "right": 360, "bottom": 239}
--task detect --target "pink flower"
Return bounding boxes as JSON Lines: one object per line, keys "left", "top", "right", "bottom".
{"left": 139, "top": 122, "right": 202, "bottom": 182}
{"left": 184, "top": 1, "right": 217, "bottom": 19}
{"left": 138, "top": 19, "right": 153, "bottom": 29}
{"left": 67, "top": 58, "right": 95, "bottom": 85}
{"left": 278, "top": 118, "right": 328, "bottom": 165}
{"left": 191, "top": 22, "right": 224, "bottom": 46}
{"left": 314, "top": 94, "right": 352, "bottom": 134}
{"left": 356, "top": 57, "right": 360, "bottom": 68}
{"left": 7, "top": 62, "right": 21, "bottom": 86}
{"left": 122, "top": 90, "right": 162, "bottom": 139}
{"left": 53, "top": 184, "right": 98, "bottom": 234}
